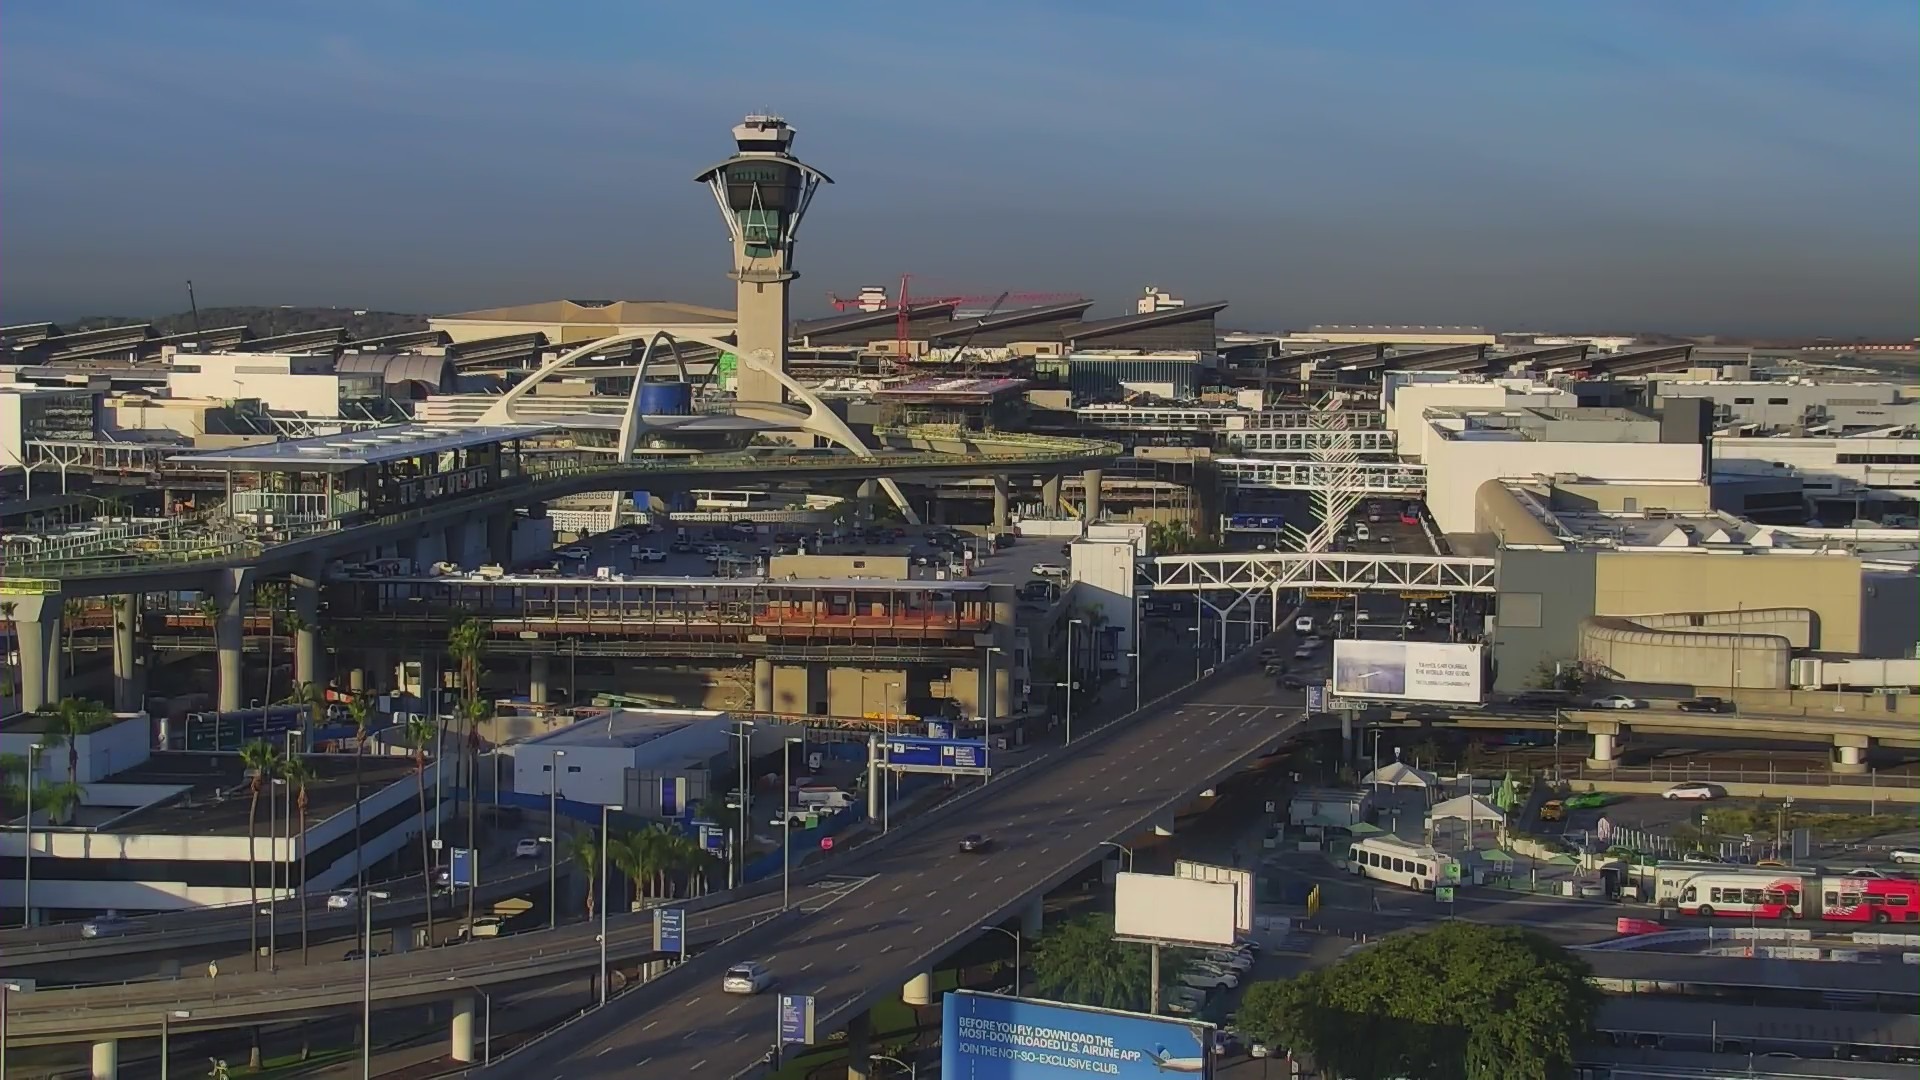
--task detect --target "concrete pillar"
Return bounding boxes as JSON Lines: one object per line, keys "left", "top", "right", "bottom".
{"left": 1021, "top": 896, "right": 1044, "bottom": 937}
{"left": 992, "top": 476, "right": 1010, "bottom": 530}
{"left": 753, "top": 658, "right": 774, "bottom": 713}
{"left": 845, "top": 1012, "right": 871, "bottom": 1080}
{"left": 902, "top": 971, "right": 933, "bottom": 1007}
{"left": 529, "top": 655, "right": 550, "bottom": 705}
{"left": 291, "top": 571, "right": 322, "bottom": 690}
{"left": 1082, "top": 469, "right": 1104, "bottom": 523}
{"left": 15, "top": 595, "right": 56, "bottom": 712}
{"left": 1586, "top": 729, "right": 1617, "bottom": 770}
{"left": 1041, "top": 475, "right": 1062, "bottom": 517}
{"left": 91, "top": 1038, "right": 118, "bottom": 1080}
{"left": 487, "top": 513, "right": 515, "bottom": 566}
{"left": 1833, "top": 738, "right": 1869, "bottom": 775}
{"left": 213, "top": 570, "right": 248, "bottom": 713}
{"left": 450, "top": 994, "right": 477, "bottom": 1063}
{"left": 111, "top": 594, "right": 139, "bottom": 712}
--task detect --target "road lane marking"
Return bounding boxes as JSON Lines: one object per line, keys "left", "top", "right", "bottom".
{"left": 837, "top": 942, "right": 849, "bottom": 951}
{"left": 941, "top": 908, "right": 952, "bottom": 918}
{"left": 643, "top": 1021, "right": 658, "bottom": 1031}
{"left": 727, "top": 1004, "right": 741, "bottom": 1015}
{"left": 597, "top": 1046, "right": 613, "bottom": 1057}
{"left": 692, "top": 1061, "right": 707, "bottom": 1072}
{"left": 802, "top": 962, "right": 814, "bottom": 971}
{"left": 636, "top": 1059, "right": 650, "bottom": 1068}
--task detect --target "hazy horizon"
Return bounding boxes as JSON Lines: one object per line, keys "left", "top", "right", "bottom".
{"left": 5, "top": 1, "right": 1915, "bottom": 338}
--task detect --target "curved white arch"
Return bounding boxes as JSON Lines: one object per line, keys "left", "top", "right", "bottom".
{"left": 478, "top": 330, "right": 920, "bottom": 523}
{"left": 616, "top": 331, "right": 694, "bottom": 462}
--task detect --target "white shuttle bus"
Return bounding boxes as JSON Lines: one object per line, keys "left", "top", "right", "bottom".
{"left": 1347, "top": 835, "right": 1454, "bottom": 892}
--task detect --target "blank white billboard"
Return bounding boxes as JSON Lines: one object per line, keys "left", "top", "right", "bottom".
{"left": 1114, "top": 872, "right": 1237, "bottom": 947}
{"left": 1175, "top": 860, "right": 1253, "bottom": 934}
{"left": 1332, "top": 640, "right": 1484, "bottom": 704}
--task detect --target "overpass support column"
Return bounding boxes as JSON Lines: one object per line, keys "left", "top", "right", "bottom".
{"left": 111, "top": 594, "right": 140, "bottom": 711}
{"left": 845, "top": 1013, "right": 871, "bottom": 1080}
{"left": 90, "top": 1039, "right": 118, "bottom": 1080}
{"left": 902, "top": 971, "right": 933, "bottom": 1006}
{"left": 1021, "top": 896, "right": 1044, "bottom": 937}
{"left": 450, "top": 994, "right": 477, "bottom": 1063}
{"left": 15, "top": 595, "right": 56, "bottom": 712}
{"left": 753, "top": 658, "right": 774, "bottom": 713}
{"left": 1041, "top": 475, "right": 1062, "bottom": 517}
{"left": 291, "top": 566, "right": 322, "bottom": 691}
{"left": 1832, "top": 736, "right": 1869, "bottom": 776}
{"left": 487, "top": 513, "right": 515, "bottom": 566}
{"left": 1082, "top": 469, "right": 1104, "bottom": 522}
{"left": 529, "top": 655, "right": 551, "bottom": 705}
{"left": 992, "top": 476, "right": 1011, "bottom": 531}
{"left": 1585, "top": 724, "right": 1619, "bottom": 771}
{"left": 213, "top": 569, "right": 249, "bottom": 713}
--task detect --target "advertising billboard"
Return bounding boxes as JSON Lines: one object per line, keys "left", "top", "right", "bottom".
{"left": 1113, "top": 872, "right": 1237, "bottom": 947}
{"left": 1331, "top": 640, "right": 1484, "bottom": 704}
{"left": 942, "top": 991, "right": 1214, "bottom": 1079}
{"left": 654, "top": 907, "right": 685, "bottom": 956}
{"left": 884, "top": 736, "right": 990, "bottom": 775}
{"left": 1174, "top": 860, "right": 1253, "bottom": 934}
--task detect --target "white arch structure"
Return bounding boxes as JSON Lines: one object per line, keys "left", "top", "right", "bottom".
{"left": 478, "top": 330, "right": 921, "bottom": 522}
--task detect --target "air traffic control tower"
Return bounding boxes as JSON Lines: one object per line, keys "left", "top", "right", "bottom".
{"left": 697, "top": 114, "right": 832, "bottom": 405}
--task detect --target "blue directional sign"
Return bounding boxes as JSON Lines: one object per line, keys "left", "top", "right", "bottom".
{"left": 778, "top": 994, "right": 816, "bottom": 1046}
{"left": 925, "top": 718, "right": 955, "bottom": 739}
{"left": 1305, "top": 684, "right": 1326, "bottom": 713}
{"left": 654, "top": 907, "right": 686, "bottom": 956}
{"left": 943, "top": 991, "right": 1215, "bottom": 1079}
{"left": 694, "top": 820, "right": 727, "bottom": 853}
{"left": 450, "top": 847, "right": 478, "bottom": 888}
{"left": 885, "top": 736, "right": 990, "bottom": 776}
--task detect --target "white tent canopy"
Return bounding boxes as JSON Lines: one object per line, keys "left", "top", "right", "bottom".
{"left": 1429, "top": 794, "right": 1506, "bottom": 824}
{"left": 1360, "top": 762, "right": 1438, "bottom": 788}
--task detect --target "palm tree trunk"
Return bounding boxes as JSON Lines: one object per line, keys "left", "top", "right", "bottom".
{"left": 298, "top": 796, "right": 310, "bottom": 964}
{"left": 264, "top": 605, "right": 277, "bottom": 710}
{"left": 353, "top": 746, "right": 366, "bottom": 888}
{"left": 247, "top": 790, "right": 261, "bottom": 970}
{"left": 416, "top": 757, "right": 434, "bottom": 944}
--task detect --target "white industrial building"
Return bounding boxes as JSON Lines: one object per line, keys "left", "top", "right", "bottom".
{"left": 166, "top": 351, "right": 382, "bottom": 417}
{"left": 1713, "top": 434, "right": 1920, "bottom": 513}
{"left": 1650, "top": 378, "right": 1913, "bottom": 433}
{"left": 509, "top": 709, "right": 733, "bottom": 818}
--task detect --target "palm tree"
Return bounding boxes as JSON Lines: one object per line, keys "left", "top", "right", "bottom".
{"left": 1030, "top": 914, "right": 1178, "bottom": 1013}
{"left": 608, "top": 828, "right": 662, "bottom": 908}
{"left": 404, "top": 714, "right": 438, "bottom": 943}
{"left": 460, "top": 695, "right": 492, "bottom": 931}
{"left": 346, "top": 693, "right": 372, "bottom": 889}
{"left": 254, "top": 583, "right": 287, "bottom": 710}
{"left": 562, "top": 829, "right": 601, "bottom": 918}
{"left": 280, "top": 756, "right": 314, "bottom": 963}
{"left": 61, "top": 599, "right": 84, "bottom": 675}
{"left": 280, "top": 610, "right": 310, "bottom": 701}
{"left": 35, "top": 780, "right": 84, "bottom": 826}
{"left": 446, "top": 618, "right": 486, "bottom": 884}
{"left": 239, "top": 739, "right": 284, "bottom": 970}
{"left": 40, "top": 697, "right": 112, "bottom": 787}
{"left": 0, "top": 752, "right": 32, "bottom": 820}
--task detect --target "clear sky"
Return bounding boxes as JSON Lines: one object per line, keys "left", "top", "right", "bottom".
{"left": 4, "top": 0, "right": 1915, "bottom": 336}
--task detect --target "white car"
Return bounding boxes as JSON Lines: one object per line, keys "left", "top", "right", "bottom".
{"left": 1890, "top": 850, "right": 1920, "bottom": 865}
{"left": 514, "top": 838, "right": 545, "bottom": 858}
{"left": 722, "top": 961, "right": 774, "bottom": 995}
{"left": 81, "top": 912, "right": 133, "bottom": 938}
{"left": 1294, "top": 616, "right": 1315, "bottom": 635}
{"left": 1204, "top": 950, "right": 1253, "bottom": 971}
{"left": 556, "top": 546, "right": 591, "bottom": 560}
{"left": 1030, "top": 563, "right": 1068, "bottom": 578}
{"left": 1354, "top": 611, "right": 1371, "bottom": 623}
{"left": 1662, "top": 782, "right": 1719, "bottom": 801}
{"left": 326, "top": 889, "right": 360, "bottom": 910}
{"left": 461, "top": 916, "right": 504, "bottom": 939}
{"left": 634, "top": 547, "right": 667, "bottom": 562}
{"left": 1179, "top": 969, "right": 1237, "bottom": 991}
{"left": 1589, "top": 694, "right": 1643, "bottom": 710}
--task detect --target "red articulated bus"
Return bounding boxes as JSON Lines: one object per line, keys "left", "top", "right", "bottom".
{"left": 1674, "top": 871, "right": 1918, "bottom": 925}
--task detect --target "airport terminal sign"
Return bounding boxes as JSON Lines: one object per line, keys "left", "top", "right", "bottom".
{"left": 942, "top": 991, "right": 1214, "bottom": 1079}
{"left": 884, "top": 735, "right": 990, "bottom": 775}
{"left": 1331, "top": 640, "right": 1484, "bottom": 705}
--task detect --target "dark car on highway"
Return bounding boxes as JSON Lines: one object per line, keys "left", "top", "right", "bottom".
{"left": 1677, "top": 696, "right": 1731, "bottom": 713}
{"left": 958, "top": 833, "right": 992, "bottom": 853}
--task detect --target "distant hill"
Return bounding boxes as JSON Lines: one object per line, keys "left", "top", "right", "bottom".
{"left": 59, "top": 306, "right": 430, "bottom": 339}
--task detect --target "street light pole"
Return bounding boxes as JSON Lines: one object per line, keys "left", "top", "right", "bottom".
{"left": 361, "top": 890, "right": 391, "bottom": 1080}
{"left": 1065, "top": 618, "right": 1083, "bottom": 745}
{"left": 978, "top": 924, "right": 1022, "bottom": 996}
{"left": 871, "top": 1053, "right": 917, "bottom": 1079}
{"left": 548, "top": 748, "right": 566, "bottom": 930}
{"left": 2, "top": 981, "right": 21, "bottom": 1080}
{"left": 160, "top": 1010, "right": 190, "bottom": 1080}
{"left": 782, "top": 736, "right": 802, "bottom": 910}
{"left": 599, "top": 802, "right": 622, "bottom": 1006}
{"left": 23, "top": 743, "right": 41, "bottom": 928}
{"left": 1098, "top": 840, "right": 1135, "bottom": 872}
{"left": 984, "top": 645, "right": 1004, "bottom": 779}
{"left": 267, "top": 776, "right": 286, "bottom": 972}
{"left": 726, "top": 723, "right": 754, "bottom": 890}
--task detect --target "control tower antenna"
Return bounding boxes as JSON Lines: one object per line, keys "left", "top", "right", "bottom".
{"left": 695, "top": 114, "right": 833, "bottom": 405}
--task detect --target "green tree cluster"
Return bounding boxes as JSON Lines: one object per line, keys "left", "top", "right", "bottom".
{"left": 1028, "top": 914, "right": 1185, "bottom": 1014}
{"left": 565, "top": 824, "right": 714, "bottom": 918}
{"left": 1235, "top": 923, "right": 1600, "bottom": 1080}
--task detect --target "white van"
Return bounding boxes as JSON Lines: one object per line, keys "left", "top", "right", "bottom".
{"left": 1353, "top": 523, "right": 1371, "bottom": 542}
{"left": 1293, "top": 615, "right": 1315, "bottom": 635}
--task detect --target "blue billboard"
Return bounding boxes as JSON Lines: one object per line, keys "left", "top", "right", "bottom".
{"left": 942, "top": 992, "right": 1213, "bottom": 1079}
{"left": 885, "top": 736, "right": 989, "bottom": 775}
{"left": 1225, "top": 513, "right": 1284, "bottom": 532}
{"left": 654, "top": 907, "right": 685, "bottom": 955}
{"left": 694, "top": 819, "right": 727, "bottom": 853}
{"left": 450, "top": 847, "right": 478, "bottom": 888}
{"left": 925, "top": 718, "right": 955, "bottom": 739}
{"left": 778, "top": 993, "right": 815, "bottom": 1046}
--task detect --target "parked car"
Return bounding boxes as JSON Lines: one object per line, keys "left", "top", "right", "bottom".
{"left": 634, "top": 547, "right": 667, "bottom": 562}
{"left": 958, "top": 833, "right": 992, "bottom": 853}
{"left": 722, "top": 961, "right": 774, "bottom": 995}
{"left": 1564, "top": 792, "right": 1613, "bottom": 810}
{"left": 556, "top": 545, "right": 591, "bottom": 560}
{"left": 1681, "top": 851, "right": 1722, "bottom": 864}
{"left": 81, "top": 912, "right": 133, "bottom": 938}
{"left": 326, "top": 888, "right": 361, "bottom": 910}
{"left": 1589, "top": 694, "right": 1643, "bottom": 710}
{"left": 1539, "top": 800, "right": 1566, "bottom": 822}
{"left": 1294, "top": 616, "right": 1315, "bottom": 635}
{"left": 1677, "top": 697, "right": 1731, "bottom": 713}
{"left": 1030, "top": 562, "right": 1068, "bottom": 578}
{"left": 1891, "top": 850, "right": 1920, "bottom": 865}
{"left": 1663, "top": 782, "right": 1720, "bottom": 801}
{"left": 514, "top": 838, "right": 546, "bottom": 858}
{"left": 460, "top": 916, "right": 505, "bottom": 939}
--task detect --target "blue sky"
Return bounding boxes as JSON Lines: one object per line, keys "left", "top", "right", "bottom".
{"left": 4, "top": 0, "right": 1914, "bottom": 335}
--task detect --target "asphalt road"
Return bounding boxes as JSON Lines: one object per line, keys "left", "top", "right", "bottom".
{"left": 488, "top": 669, "right": 1308, "bottom": 1079}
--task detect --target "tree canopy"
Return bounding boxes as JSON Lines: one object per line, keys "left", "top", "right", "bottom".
{"left": 1028, "top": 914, "right": 1183, "bottom": 1014}
{"left": 1234, "top": 922, "right": 1601, "bottom": 1080}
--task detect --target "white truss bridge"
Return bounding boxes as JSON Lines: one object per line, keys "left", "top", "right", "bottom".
{"left": 1148, "top": 552, "right": 1496, "bottom": 593}
{"left": 1071, "top": 406, "right": 1386, "bottom": 431}
{"left": 1220, "top": 428, "right": 1398, "bottom": 455}
{"left": 1217, "top": 457, "right": 1426, "bottom": 494}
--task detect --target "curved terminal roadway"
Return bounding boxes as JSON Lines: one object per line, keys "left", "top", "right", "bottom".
{"left": 3, "top": 664, "right": 1301, "bottom": 1056}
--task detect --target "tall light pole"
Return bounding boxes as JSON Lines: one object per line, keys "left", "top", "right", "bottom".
{"left": 977, "top": 924, "right": 1022, "bottom": 996}
{"left": 782, "top": 736, "right": 802, "bottom": 910}
{"left": 984, "top": 645, "right": 1004, "bottom": 779}
{"left": 2, "top": 980, "right": 23, "bottom": 1079}
{"left": 267, "top": 775, "right": 286, "bottom": 972}
{"left": 22, "top": 743, "right": 41, "bottom": 927}
{"left": 1098, "top": 840, "right": 1135, "bottom": 872}
{"left": 443, "top": 977, "right": 492, "bottom": 1065}
{"left": 361, "top": 889, "right": 391, "bottom": 1080}
{"left": 599, "top": 803, "right": 622, "bottom": 1006}
{"left": 1127, "top": 650, "right": 1143, "bottom": 713}
{"left": 160, "top": 1009, "right": 190, "bottom": 1080}
{"left": 1064, "top": 619, "right": 1083, "bottom": 745}
{"left": 547, "top": 748, "right": 566, "bottom": 929}
{"left": 871, "top": 1053, "right": 917, "bottom": 1079}
{"left": 725, "top": 722, "right": 754, "bottom": 890}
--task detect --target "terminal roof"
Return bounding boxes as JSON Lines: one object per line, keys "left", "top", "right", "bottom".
{"left": 169, "top": 422, "right": 558, "bottom": 470}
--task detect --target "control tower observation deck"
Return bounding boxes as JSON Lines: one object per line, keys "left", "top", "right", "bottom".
{"left": 696, "top": 115, "right": 831, "bottom": 406}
